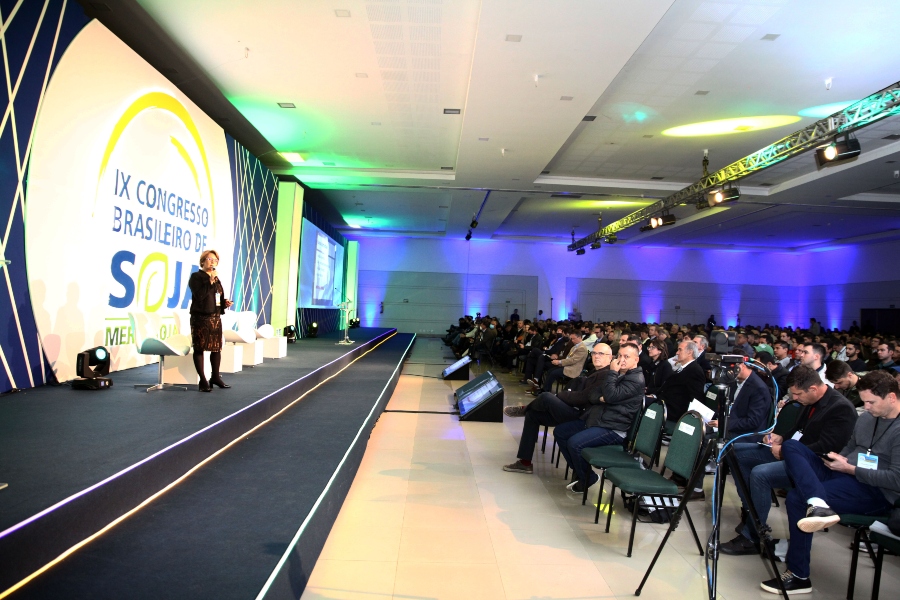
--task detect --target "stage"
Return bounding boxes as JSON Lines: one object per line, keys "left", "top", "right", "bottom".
{"left": 0, "top": 328, "right": 415, "bottom": 599}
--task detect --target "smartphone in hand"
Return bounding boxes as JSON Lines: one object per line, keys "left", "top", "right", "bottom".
{"left": 818, "top": 452, "right": 834, "bottom": 461}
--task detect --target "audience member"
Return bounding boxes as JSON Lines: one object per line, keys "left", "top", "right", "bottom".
{"left": 844, "top": 338, "right": 868, "bottom": 371}
{"left": 867, "top": 341, "right": 895, "bottom": 370}
{"left": 762, "top": 371, "right": 900, "bottom": 594}
{"left": 825, "top": 359, "right": 864, "bottom": 407}
{"left": 722, "top": 366, "right": 856, "bottom": 556}
{"left": 501, "top": 344, "right": 612, "bottom": 473}
{"left": 520, "top": 325, "right": 571, "bottom": 386}
{"left": 692, "top": 334, "right": 712, "bottom": 372}
{"left": 797, "top": 343, "right": 833, "bottom": 387}
{"left": 735, "top": 332, "right": 755, "bottom": 358}
{"left": 540, "top": 329, "right": 588, "bottom": 393}
{"left": 655, "top": 340, "right": 707, "bottom": 425}
{"left": 644, "top": 339, "right": 673, "bottom": 396}
{"left": 756, "top": 351, "right": 787, "bottom": 401}
{"left": 554, "top": 343, "right": 644, "bottom": 492}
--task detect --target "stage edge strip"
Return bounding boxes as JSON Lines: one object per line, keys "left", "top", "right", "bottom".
{"left": 0, "top": 329, "right": 396, "bottom": 541}
{"left": 0, "top": 331, "right": 399, "bottom": 599}
{"left": 254, "top": 332, "right": 417, "bottom": 600}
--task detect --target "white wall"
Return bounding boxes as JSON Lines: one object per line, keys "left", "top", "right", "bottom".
{"left": 351, "top": 236, "right": 900, "bottom": 330}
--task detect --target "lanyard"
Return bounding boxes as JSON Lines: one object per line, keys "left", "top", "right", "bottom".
{"left": 868, "top": 417, "right": 898, "bottom": 454}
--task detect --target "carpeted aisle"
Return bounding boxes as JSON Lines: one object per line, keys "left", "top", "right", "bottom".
{"left": 7, "top": 333, "right": 414, "bottom": 600}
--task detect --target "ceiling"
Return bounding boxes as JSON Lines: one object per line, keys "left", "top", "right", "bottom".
{"left": 121, "top": 0, "right": 900, "bottom": 250}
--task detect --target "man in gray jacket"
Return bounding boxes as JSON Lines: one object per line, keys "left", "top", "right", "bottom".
{"left": 502, "top": 343, "right": 614, "bottom": 474}
{"left": 759, "top": 370, "right": 900, "bottom": 595}
{"left": 553, "top": 342, "right": 645, "bottom": 493}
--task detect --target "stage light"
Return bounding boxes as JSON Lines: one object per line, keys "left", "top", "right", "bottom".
{"left": 605, "top": 233, "right": 617, "bottom": 244}
{"left": 649, "top": 214, "right": 676, "bottom": 228}
{"left": 73, "top": 346, "right": 112, "bottom": 390}
{"left": 576, "top": 248, "right": 586, "bottom": 255}
{"left": 465, "top": 230, "right": 472, "bottom": 241}
{"left": 284, "top": 325, "right": 297, "bottom": 343}
{"left": 349, "top": 317, "right": 361, "bottom": 328}
{"left": 639, "top": 225, "right": 653, "bottom": 232}
{"left": 815, "top": 134, "right": 861, "bottom": 168}
{"left": 590, "top": 241, "right": 602, "bottom": 249}
{"left": 709, "top": 186, "right": 740, "bottom": 204}
{"left": 470, "top": 218, "right": 478, "bottom": 229}
{"left": 307, "top": 322, "right": 319, "bottom": 338}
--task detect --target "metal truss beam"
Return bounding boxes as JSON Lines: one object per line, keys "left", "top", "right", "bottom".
{"left": 568, "top": 79, "right": 900, "bottom": 251}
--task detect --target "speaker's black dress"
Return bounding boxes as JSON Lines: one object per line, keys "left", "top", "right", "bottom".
{"left": 187, "top": 270, "right": 227, "bottom": 352}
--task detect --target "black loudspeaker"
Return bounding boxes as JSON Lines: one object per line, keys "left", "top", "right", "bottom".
{"left": 442, "top": 355, "right": 471, "bottom": 380}
{"left": 456, "top": 371, "right": 504, "bottom": 422}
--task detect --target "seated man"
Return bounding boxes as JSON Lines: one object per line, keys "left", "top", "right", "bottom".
{"left": 540, "top": 329, "right": 588, "bottom": 393}
{"left": 756, "top": 351, "right": 788, "bottom": 401}
{"left": 502, "top": 344, "right": 614, "bottom": 474}
{"left": 825, "top": 359, "right": 864, "bottom": 408}
{"left": 796, "top": 343, "right": 833, "bottom": 387}
{"left": 708, "top": 359, "right": 772, "bottom": 442}
{"left": 844, "top": 338, "right": 868, "bottom": 372}
{"left": 656, "top": 340, "right": 707, "bottom": 425}
{"left": 760, "top": 371, "right": 900, "bottom": 594}
{"left": 722, "top": 366, "right": 856, "bottom": 556}
{"left": 520, "top": 325, "right": 570, "bottom": 384}
{"left": 553, "top": 342, "right": 644, "bottom": 493}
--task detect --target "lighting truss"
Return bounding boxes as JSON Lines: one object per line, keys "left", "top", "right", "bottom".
{"left": 568, "top": 79, "right": 900, "bottom": 251}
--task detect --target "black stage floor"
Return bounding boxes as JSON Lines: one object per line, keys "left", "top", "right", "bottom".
{"left": 0, "top": 328, "right": 411, "bottom": 597}
{"left": 6, "top": 331, "right": 415, "bottom": 600}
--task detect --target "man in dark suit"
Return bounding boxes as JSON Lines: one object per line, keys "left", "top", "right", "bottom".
{"left": 708, "top": 360, "right": 772, "bottom": 441}
{"left": 721, "top": 366, "right": 857, "bottom": 555}
{"left": 757, "top": 351, "right": 788, "bottom": 402}
{"left": 656, "top": 340, "right": 707, "bottom": 425}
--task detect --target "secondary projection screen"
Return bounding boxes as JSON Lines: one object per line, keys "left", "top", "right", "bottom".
{"left": 298, "top": 218, "right": 344, "bottom": 308}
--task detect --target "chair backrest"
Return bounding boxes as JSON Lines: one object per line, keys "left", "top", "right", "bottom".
{"left": 632, "top": 401, "right": 664, "bottom": 458}
{"left": 663, "top": 412, "right": 705, "bottom": 480}
{"left": 772, "top": 401, "right": 804, "bottom": 438}
{"left": 128, "top": 311, "right": 163, "bottom": 353}
{"left": 237, "top": 311, "right": 259, "bottom": 333}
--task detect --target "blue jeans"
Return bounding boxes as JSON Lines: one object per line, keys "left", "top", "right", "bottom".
{"left": 553, "top": 420, "right": 624, "bottom": 481}
{"left": 516, "top": 393, "right": 582, "bottom": 462}
{"left": 782, "top": 440, "right": 890, "bottom": 579}
{"left": 730, "top": 442, "right": 792, "bottom": 542}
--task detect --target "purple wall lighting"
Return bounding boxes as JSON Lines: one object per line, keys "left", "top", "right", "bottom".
{"left": 719, "top": 285, "right": 742, "bottom": 327}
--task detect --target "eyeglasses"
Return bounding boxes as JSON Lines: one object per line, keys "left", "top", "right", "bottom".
{"left": 592, "top": 352, "right": 611, "bottom": 356}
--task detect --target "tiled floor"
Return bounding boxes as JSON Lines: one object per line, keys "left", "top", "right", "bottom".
{"left": 302, "top": 338, "right": 900, "bottom": 599}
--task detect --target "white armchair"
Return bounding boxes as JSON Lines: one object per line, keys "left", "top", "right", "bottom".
{"left": 253, "top": 317, "right": 287, "bottom": 359}
{"left": 129, "top": 311, "right": 192, "bottom": 392}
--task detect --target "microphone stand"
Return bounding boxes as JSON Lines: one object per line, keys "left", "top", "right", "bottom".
{"left": 336, "top": 301, "right": 354, "bottom": 345}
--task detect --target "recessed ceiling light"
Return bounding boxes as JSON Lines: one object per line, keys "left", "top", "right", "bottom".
{"left": 760, "top": 183, "right": 774, "bottom": 187}
{"left": 512, "top": 178, "right": 520, "bottom": 181}
{"left": 650, "top": 176, "right": 664, "bottom": 180}
{"left": 277, "top": 102, "right": 296, "bottom": 108}
{"left": 760, "top": 33, "right": 780, "bottom": 41}
{"left": 643, "top": 134, "right": 653, "bottom": 138}
{"left": 883, "top": 134, "right": 900, "bottom": 140}
{"left": 505, "top": 34, "right": 522, "bottom": 42}
{"left": 478, "top": 137, "right": 489, "bottom": 141}
{"left": 438, "top": 205, "right": 448, "bottom": 208}
{"left": 663, "top": 115, "right": 800, "bottom": 137}
{"left": 886, "top": 160, "right": 897, "bottom": 163}
{"left": 371, "top": 122, "right": 381, "bottom": 126}
{"left": 334, "top": 9, "right": 351, "bottom": 17}
{"left": 695, "top": 90, "right": 710, "bottom": 96}
{"left": 582, "top": 116, "right": 596, "bottom": 122}
{"left": 540, "top": 170, "right": 550, "bottom": 174}
{"left": 443, "top": 108, "right": 461, "bottom": 114}
{"left": 560, "top": 96, "right": 574, "bottom": 101}
{"left": 280, "top": 152, "right": 304, "bottom": 163}
{"left": 355, "top": 72, "right": 368, "bottom": 78}
{"left": 441, "top": 166, "right": 454, "bottom": 170}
